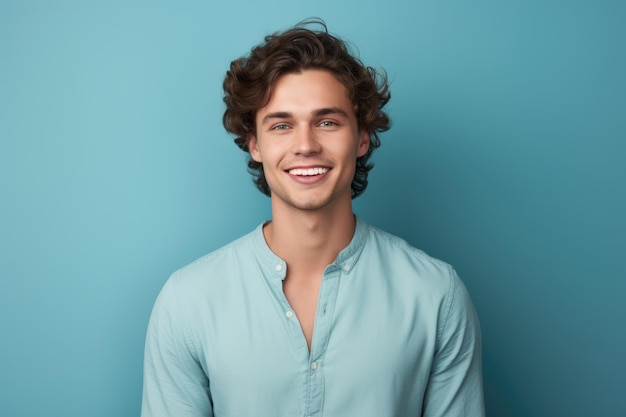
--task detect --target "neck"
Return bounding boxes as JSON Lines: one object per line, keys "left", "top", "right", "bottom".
{"left": 263, "top": 200, "right": 356, "bottom": 277}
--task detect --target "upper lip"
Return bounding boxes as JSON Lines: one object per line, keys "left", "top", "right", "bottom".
{"left": 285, "top": 165, "right": 330, "bottom": 170}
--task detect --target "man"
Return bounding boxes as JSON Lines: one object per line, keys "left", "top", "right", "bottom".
{"left": 142, "top": 20, "right": 485, "bottom": 417}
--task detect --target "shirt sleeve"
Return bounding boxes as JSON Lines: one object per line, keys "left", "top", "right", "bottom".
{"left": 141, "top": 274, "right": 214, "bottom": 417}
{"left": 421, "top": 266, "right": 486, "bottom": 417}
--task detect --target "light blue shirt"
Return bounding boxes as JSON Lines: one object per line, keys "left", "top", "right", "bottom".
{"left": 142, "top": 218, "right": 485, "bottom": 416}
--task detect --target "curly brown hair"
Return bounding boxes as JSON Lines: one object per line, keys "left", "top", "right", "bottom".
{"left": 222, "top": 19, "right": 391, "bottom": 198}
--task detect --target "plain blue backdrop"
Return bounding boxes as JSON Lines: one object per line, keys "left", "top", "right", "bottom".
{"left": 1, "top": 1, "right": 625, "bottom": 416}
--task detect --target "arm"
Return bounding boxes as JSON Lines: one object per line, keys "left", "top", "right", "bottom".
{"left": 141, "top": 275, "right": 213, "bottom": 417}
{"left": 422, "top": 267, "right": 485, "bottom": 417}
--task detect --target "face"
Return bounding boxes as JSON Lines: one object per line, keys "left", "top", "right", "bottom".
{"left": 248, "top": 69, "right": 370, "bottom": 214}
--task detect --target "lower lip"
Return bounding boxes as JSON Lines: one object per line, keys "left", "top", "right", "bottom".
{"left": 288, "top": 171, "right": 329, "bottom": 184}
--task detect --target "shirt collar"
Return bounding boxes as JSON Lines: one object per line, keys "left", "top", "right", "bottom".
{"left": 250, "top": 216, "right": 368, "bottom": 280}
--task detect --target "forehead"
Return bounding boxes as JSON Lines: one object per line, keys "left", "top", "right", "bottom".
{"left": 258, "top": 69, "right": 353, "bottom": 115}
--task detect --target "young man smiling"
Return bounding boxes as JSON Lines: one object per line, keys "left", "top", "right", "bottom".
{"left": 142, "top": 20, "right": 485, "bottom": 417}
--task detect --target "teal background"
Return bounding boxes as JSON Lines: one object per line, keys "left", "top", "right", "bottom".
{"left": 1, "top": 1, "right": 624, "bottom": 416}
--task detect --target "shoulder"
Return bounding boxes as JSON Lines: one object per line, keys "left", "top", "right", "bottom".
{"left": 179, "top": 228, "right": 255, "bottom": 273}
{"left": 164, "top": 225, "right": 261, "bottom": 296}
{"left": 362, "top": 223, "right": 479, "bottom": 322}
{"left": 357, "top": 222, "right": 475, "bottom": 314}
{"left": 362, "top": 223, "right": 456, "bottom": 283}
{"left": 146, "top": 226, "right": 264, "bottom": 343}
{"left": 357, "top": 222, "right": 479, "bottom": 337}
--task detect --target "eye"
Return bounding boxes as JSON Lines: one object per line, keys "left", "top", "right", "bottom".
{"left": 272, "top": 124, "right": 290, "bottom": 131}
{"left": 319, "top": 120, "right": 337, "bottom": 127}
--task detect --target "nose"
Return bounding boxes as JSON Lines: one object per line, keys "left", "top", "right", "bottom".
{"left": 292, "top": 126, "right": 321, "bottom": 156}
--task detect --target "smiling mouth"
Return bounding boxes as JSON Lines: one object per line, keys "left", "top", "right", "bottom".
{"left": 288, "top": 167, "right": 329, "bottom": 176}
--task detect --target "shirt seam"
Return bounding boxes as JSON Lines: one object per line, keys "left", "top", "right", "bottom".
{"left": 435, "top": 264, "right": 457, "bottom": 349}
{"left": 170, "top": 272, "right": 201, "bottom": 364}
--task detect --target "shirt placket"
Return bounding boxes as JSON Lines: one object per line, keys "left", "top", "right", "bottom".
{"left": 305, "top": 264, "right": 341, "bottom": 417}
{"left": 266, "top": 256, "right": 349, "bottom": 417}
{"left": 269, "top": 260, "right": 309, "bottom": 359}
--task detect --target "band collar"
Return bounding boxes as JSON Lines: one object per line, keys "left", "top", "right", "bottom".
{"left": 250, "top": 216, "right": 368, "bottom": 280}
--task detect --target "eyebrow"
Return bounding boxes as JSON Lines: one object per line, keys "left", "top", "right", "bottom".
{"left": 260, "top": 107, "right": 349, "bottom": 126}
{"left": 261, "top": 112, "right": 292, "bottom": 126}
{"left": 315, "top": 107, "right": 349, "bottom": 118}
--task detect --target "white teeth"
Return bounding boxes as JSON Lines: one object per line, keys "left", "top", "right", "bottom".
{"left": 288, "top": 167, "right": 329, "bottom": 176}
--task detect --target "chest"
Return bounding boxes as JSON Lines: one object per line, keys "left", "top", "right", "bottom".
{"left": 199, "top": 267, "right": 439, "bottom": 386}
{"left": 198, "top": 273, "right": 438, "bottom": 417}
{"left": 282, "top": 273, "right": 323, "bottom": 349}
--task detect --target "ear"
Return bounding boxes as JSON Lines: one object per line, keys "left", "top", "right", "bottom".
{"left": 248, "top": 135, "right": 263, "bottom": 162}
{"left": 356, "top": 130, "right": 370, "bottom": 158}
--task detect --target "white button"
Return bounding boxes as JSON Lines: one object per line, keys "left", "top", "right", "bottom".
{"left": 311, "top": 362, "right": 317, "bottom": 370}
{"left": 285, "top": 311, "right": 293, "bottom": 318}
{"left": 343, "top": 264, "right": 350, "bottom": 271}
{"left": 275, "top": 264, "right": 283, "bottom": 271}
